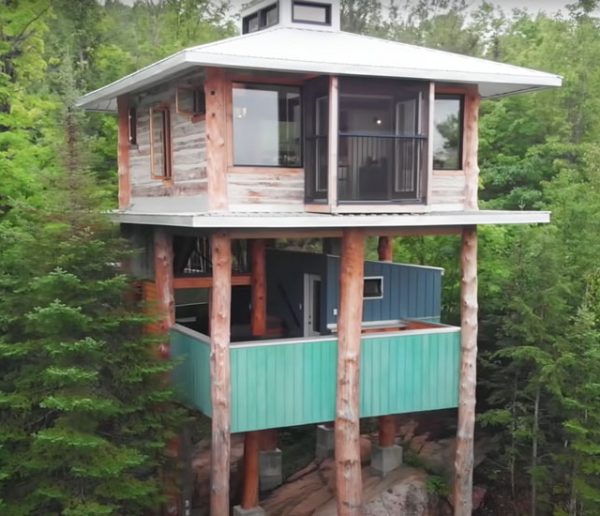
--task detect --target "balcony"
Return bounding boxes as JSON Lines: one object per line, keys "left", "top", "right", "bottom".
{"left": 170, "top": 323, "right": 460, "bottom": 433}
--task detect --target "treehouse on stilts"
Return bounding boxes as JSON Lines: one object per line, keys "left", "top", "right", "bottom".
{"left": 78, "top": 2, "right": 561, "bottom": 514}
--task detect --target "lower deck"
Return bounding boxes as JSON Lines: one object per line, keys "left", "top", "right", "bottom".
{"left": 171, "top": 321, "right": 460, "bottom": 433}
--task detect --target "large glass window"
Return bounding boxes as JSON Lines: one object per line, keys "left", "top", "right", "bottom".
{"left": 233, "top": 84, "right": 302, "bottom": 167}
{"left": 242, "top": 3, "right": 279, "bottom": 34}
{"left": 433, "top": 95, "right": 463, "bottom": 170}
{"left": 337, "top": 78, "right": 429, "bottom": 203}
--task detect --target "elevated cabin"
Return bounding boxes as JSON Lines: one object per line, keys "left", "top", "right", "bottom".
{"left": 78, "top": 1, "right": 561, "bottom": 514}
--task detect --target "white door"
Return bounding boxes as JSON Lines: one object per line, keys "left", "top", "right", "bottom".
{"left": 303, "top": 274, "right": 322, "bottom": 336}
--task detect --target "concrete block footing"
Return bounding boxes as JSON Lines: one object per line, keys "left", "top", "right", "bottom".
{"left": 371, "top": 444, "right": 403, "bottom": 476}
{"left": 259, "top": 448, "right": 283, "bottom": 492}
{"left": 233, "top": 505, "right": 266, "bottom": 516}
{"left": 315, "top": 424, "right": 335, "bottom": 459}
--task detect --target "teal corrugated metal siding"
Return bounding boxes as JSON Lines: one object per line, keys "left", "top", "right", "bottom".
{"left": 359, "top": 330, "right": 460, "bottom": 417}
{"left": 170, "top": 328, "right": 212, "bottom": 416}
{"left": 231, "top": 339, "right": 337, "bottom": 433}
{"left": 171, "top": 327, "right": 460, "bottom": 433}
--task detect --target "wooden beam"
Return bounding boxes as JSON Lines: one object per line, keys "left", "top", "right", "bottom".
{"left": 464, "top": 88, "right": 480, "bottom": 210}
{"left": 153, "top": 230, "right": 175, "bottom": 333}
{"left": 328, "top": 76, "right": 339, "bottom": 210}
{"left": 173, "top": 274, "right": 251, "bottom": 289}
{"left": 241, "top": 431, "right": 260, "bottom": 509}
{"left": 209, "top": 232, "right": 232, "bottom": 516}
{"left": 205, "top": 68, "right": 229, "bottom": 212}
{"left": 117, "top": 95, "right": 131, "bottom": 210}
{"left": 335, "top": 228, "right": 365, "bottom": 515}
{"left": 377, "top": 236, "right": 393, "bottom": 262}
{"left": 377, "top": 235, "right": 395, "bottom": 447}
{"left": 454, "top": 226, "right": 478, "bottom": 515}
{"left": 250, "top": 239, "right": 267, "bottom": 337}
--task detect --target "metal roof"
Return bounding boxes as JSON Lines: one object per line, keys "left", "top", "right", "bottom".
{"left": 114, "top": 209, "right": 550, "bottom": 229}
{"left": 77, "top": 25, "right": 562, "bottom": 112}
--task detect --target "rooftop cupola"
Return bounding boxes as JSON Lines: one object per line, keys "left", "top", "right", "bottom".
{"left": 241, "top": 0, "right": 341, "bottom": 33}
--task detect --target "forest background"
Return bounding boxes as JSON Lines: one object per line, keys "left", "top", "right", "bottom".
{"left": 2, "top": 0, "right": 600, "bottom": 514}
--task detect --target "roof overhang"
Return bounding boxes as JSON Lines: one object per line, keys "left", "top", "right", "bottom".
{"left": 76, "top": 27, "right": 562, "bottom": 113}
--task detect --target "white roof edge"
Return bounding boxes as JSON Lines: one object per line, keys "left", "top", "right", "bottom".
{"left": 112, "top": 210, "right": 551, "bottom": 229}
{"left": 76, "top": 27, "right": 562, "bottom": 112}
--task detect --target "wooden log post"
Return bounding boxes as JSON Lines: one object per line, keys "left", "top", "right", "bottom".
{"left": 153, "top": 230, "right": 175, "bottom": 334}
{"left": 464, "top": 88, "right": 480, "bottom": 211}
{"left": 209, "top": 232, "right": 233, "bottom": 516}
{"left": 453, "top": 226, "right": 478, "bottom": 515}
{"left": 116, "top": 95, "right": 131, "bottom": 210}
{"left": 205, "top": 67, "right": 229, "bottom": 213}
{"left": 250, "top": 239, "right": 267, "bottom": 338}
{"left": 377, "top": 236, "right": 395, "bottom": 447}
{"left": 335, "top": 229, "right": 365, "bottom": 516}
{"left": 240, "top": 238, "right": 270, "bottom": 509}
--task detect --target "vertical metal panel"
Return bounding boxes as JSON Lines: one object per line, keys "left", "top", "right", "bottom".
{"left": 230, "top": 339, "right": 338, "bottom": 433}
{"left": 171, "top": 325, "right": 460, "bottom": 433}
{"left": 359, "top": 330, "right": 460, "bottom": 417}
{"left": 170, "top": 327, "right": 212, "bottom": 416}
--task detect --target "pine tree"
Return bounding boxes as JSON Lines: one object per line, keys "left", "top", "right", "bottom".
{"left": 0, "top": 62, "right": 181, "bottom": 516}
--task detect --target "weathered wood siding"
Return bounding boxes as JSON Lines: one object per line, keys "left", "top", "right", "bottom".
{"left": 430, "top": 170, "right": 466, "bottom": 210}
{"left": 227, "top": 167, "right": 305, "bottom": 211}
{"left": 128, "top": 83, "right": 207, "bottom": 200}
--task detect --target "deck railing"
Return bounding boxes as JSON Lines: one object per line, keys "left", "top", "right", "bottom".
{"left": 171, "top": 323, "right": 460, "bottom": 433}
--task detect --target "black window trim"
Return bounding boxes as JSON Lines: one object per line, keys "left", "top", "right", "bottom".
{"left": 433, "top": 93, "right": 465, "bottom": 171}
{"left": 242, "top": 2, "right": 279, "bottom": 34}
{"left": 292, "top": 0, "right": 332, "bottom": 26}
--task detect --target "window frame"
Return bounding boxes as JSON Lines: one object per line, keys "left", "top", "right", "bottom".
{"left": 242, "top": 2, "right": 279, "bottom": 34}
{"left": 432, "top": 93, "right": 465, "bottom": 171}
{"left": 231, "top": 82, "right": 303, "bottom": 169}
{"left": 149, "top": 105, "right": 172, "bottom": 180}
{"left": 363, "top": 276, "right": 384, "bottom": 300}
{"left": 176, "top": 86, "right": 206, "bottom": 121}
{"left": 292, "top": 0, "right": 332, "bottom": 26}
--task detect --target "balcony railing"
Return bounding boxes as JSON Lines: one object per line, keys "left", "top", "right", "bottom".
{"left": 305, "top": 134, "right": 427, "bottom": 204}
{"left": 171, "top": 323, "right": 460, "bottom": 433}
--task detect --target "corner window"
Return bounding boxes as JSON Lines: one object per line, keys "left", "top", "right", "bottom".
{"left": 433, "top": 95, "right": 463, "bottom": 170}
{"left": 149, "top": 106, "right": 172, "bottom": 179}
{"left": 292, "top": 1, "right": 331, "bottom": 25}
{"left": 363, "top": 277, "right": 383, "bottom": 299}
{"left": 232, "top": 84, "right": 302, "bottom": 167}
{"left": 242, "top": 3, "right": 279, "bottom": 34}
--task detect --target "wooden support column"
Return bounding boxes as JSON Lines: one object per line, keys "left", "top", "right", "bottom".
{"left": 209, "top": 232, "right": 232, "bottom": 516}
{"left": 377, "top": 236, "right": 395, "bottom": 447}
{"left": 241, "top": 238, "right": 270, "bottom": 509}
{"left": 205, "top": 68, "right": 229, "bottom": 212}
{"left": 327, "top": 76, "right": 339, "bottom": 210}
{"left": 453, "top": 226, "right": 478, "bottom": 516}
{"left": 250, "top": 239, "right": 267, "bottom": 337}
{"left": 117, "top": 95, "right": 131, "bottom": 210}
{"left": 241, "top": 431, "right": 260, "bottom": 510}
{"left": 464, "top": 88, "right": 480, "bottom": 211}
{"left": 335, "top": 228, "right": 365, "bottom": 516}
{"left": 153, "top": 230, "right": 175, "bottom": 333}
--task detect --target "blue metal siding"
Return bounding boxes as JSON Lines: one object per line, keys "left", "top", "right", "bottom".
{"left": 325, "top": 256, "right": 443, "bottom": 326}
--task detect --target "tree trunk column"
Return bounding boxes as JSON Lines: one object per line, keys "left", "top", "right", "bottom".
{"left": 335, "top": 229, "right": 365, "bottom": 516}
{"left": 454, "top": 226, "right": 478, "bottom": 516}
{"left": 210, "top": 232, "right": 232, "bottom": 516}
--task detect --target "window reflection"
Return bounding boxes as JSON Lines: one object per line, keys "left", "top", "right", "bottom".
{"left": 233, "top": 84, "right": 302, "bottom": 167}
{"left": 433, "top": 96, "right": 463, "bottom": 170}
